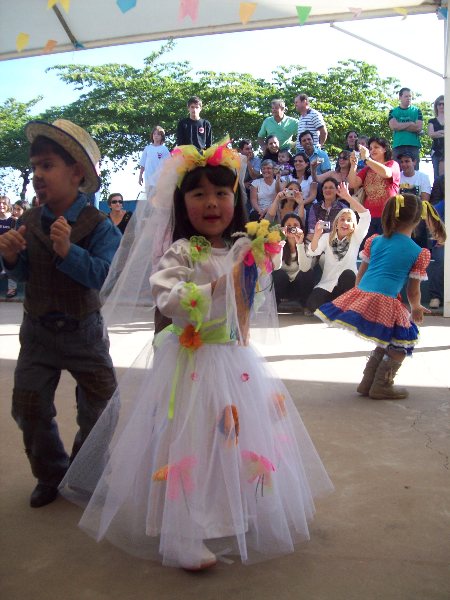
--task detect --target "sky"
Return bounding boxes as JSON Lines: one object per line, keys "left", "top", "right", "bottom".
{"left": 0, "top": 12, "right": 444, "bottom": 200}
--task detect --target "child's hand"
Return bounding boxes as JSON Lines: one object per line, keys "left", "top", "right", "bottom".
{"left": 0, "top": 225, "right": 27, "bottom": 265}
{"left": 411, "top": 304, "right": 431, "bottom": 324}
{"left": 50, "top": 217, "right": 72, "bottom": 259}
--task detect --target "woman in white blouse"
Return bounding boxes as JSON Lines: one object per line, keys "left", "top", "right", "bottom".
{"left": 305, "top": 182, "right": 370, "bottom": 313}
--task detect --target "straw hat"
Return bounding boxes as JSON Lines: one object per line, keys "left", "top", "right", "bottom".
{"left": 25, "top": 119, "right": 101, "bottom": 193}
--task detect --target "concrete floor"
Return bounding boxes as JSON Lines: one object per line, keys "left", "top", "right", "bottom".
{"left": 0, "top": 301, "right": 449, "bottom": 600}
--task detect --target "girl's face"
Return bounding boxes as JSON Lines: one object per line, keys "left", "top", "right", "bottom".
{"left": 184, "top": 174, "right": 235, "bottom": 247}
{"left": 346, "top": 132, "right": 358, "bottom": 148}
{"left": 0, "top": 198, "right": 9, "bottom": 216}
{"left": 267, "top": 137, "right": 279, "bottom": 153}
{"left": 152, "top": 130, "right": 163, "bottom": 144}
{"left": 369, "top": 142, "right": 386, "bottom": 162}
{"left": 293, "top": 156, "right": 306, "bottom": 171}
{"left": 284, "top": 217, "right": 302, "bottom": 238}
{"left": 322, "top": 181, "right": 338, "bottom": 202}
{"left": 336, "top": 212, "right": 354, "bottom": 239}
{"left": 338, "top": 153, "right": 350, "bottom": 167}
{"left": 12, "top": 205, "right": 24, "bottom": 218}
{"left": 278, "top": 152, "right": 290, "bottom": 164}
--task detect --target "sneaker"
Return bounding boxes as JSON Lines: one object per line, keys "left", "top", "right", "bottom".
{"left": 429, "top": 298, "right": 440, "bottom": 309}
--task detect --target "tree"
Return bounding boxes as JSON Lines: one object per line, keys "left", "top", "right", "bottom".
{"left": 0, "top": 97, "right": 42, "bottom": 198}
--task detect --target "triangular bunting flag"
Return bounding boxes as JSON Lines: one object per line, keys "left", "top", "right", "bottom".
{"left": 296, "top": 6, "right": 311, "bottom": 26}
{"left": 393, "top": 7, "right": 408, "bottom": 19}
{"left": 44, "top": 39, "right": 58, "bottom": 53}
{"left": 179, "top": 0, "right": 199, "bottom": 21}
{"left": 117, "top": 0, "right": 137, "bottom": 13}
{"left": 16, "top": 32, "right": 30, "bottom": 52}
{"left": 349, "top": 7, "right": 362, "bottom": 19}
{"left": 240, "top": 2, "right": 257, "bottom": 25}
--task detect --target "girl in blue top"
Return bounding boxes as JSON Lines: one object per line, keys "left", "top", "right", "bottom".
{"left": 316, "top": 193, "right": 446, "bottom": 400}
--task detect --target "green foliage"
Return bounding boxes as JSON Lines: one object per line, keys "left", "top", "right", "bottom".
{"left": 0, "top": 43, "right": 436, "bottom": 199}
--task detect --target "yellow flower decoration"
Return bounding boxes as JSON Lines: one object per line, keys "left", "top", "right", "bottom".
{"left": 172, "top": 139, "right": 241, "bottom": 190}
{"left": 245, "top": 222, "right": 259, "bottom": 236}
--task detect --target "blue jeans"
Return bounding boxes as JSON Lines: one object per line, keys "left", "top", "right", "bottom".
{"left": 12, "top": 311, "right": 117, "bottom": 485}
{"left": 428, "top": 245, "right": 444, "bottom": 302}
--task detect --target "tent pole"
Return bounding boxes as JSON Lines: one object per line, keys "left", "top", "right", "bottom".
{"left": 444, "top": 13, "right": 449, "bottom": 317}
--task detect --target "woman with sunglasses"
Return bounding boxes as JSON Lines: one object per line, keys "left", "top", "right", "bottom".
{"left": 428, "top": 96, "right": 445, "bottom": 180}
{"left": 311, "top": 150, "right": 352, "bottom": 189}
{"left": 107, "top": 193, "right": 132, "bottom": 234}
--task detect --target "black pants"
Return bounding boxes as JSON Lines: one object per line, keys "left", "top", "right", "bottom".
{"left": 273, "top": 269, "right": 315, "bottom": 306}
{"left": 306, "top": 269, "right": 356, "bottom": 312}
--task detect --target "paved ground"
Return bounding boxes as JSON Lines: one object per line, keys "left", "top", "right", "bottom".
{"left": 1, "top": 301, "right": 449, "bottom": 600}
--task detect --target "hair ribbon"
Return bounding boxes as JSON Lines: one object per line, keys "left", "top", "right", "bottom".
{"left": 421, "top": 200, "right": 441, "bottom": 221}
{"left": 394, "top": 194, "right": 405, "bottom": 217}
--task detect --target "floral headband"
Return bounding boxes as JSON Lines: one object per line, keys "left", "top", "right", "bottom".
{"left": 395, "top": 194, "right": 441, "bottom": 221}
{"left": 171, "top": 139, "right": 241, "bottom": 191}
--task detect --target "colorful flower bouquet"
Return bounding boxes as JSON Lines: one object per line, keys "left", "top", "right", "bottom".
{"left": 234, "top": 219, "right": 285, "bottom": 275}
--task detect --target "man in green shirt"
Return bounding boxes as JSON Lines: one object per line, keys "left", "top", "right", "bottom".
{"left": 257, "top": 99, "right": 298, "bottom": 152}
{"left": 388, "top": 87, "right": 423, "bottom": 169}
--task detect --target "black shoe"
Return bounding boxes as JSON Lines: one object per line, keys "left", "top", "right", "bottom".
{"left": 30, "top": 483, "right": 58, "bottom": 508}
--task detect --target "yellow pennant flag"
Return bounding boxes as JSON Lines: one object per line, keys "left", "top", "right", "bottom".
{"left": 393, "top": 7, "right": 408, "bottom": 19}
{"left": 48, "top": 0, "right": 70, "bottom": 11}
{"left": 47, "top": 0, "right": 58, "bottom": 7}
{"left": 296, "top": 5, "right": 311, "bottom": 26}
{"left": 240, "top": 2, "right": 257, "bottom": 25}
{"left": 16, "top": 32, "right": 30, "bottom": 52}
{"left": 44, "top": 39, "right": 58, "bottom": 53}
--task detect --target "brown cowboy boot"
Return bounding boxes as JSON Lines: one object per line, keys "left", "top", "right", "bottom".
{"left": 369, "top": 355, "right": 408, "bottom": 400}
{"left": 357, "top": 347, "right": 385, "bottom": 395}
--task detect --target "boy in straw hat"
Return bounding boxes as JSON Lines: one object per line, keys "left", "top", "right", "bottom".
{"left": 0, "top": 119, "right": 122, "bottom": 508}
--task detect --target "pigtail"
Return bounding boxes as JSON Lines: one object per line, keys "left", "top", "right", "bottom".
{"left": 382, "top": 194, "right": 422, "bottom": 238}
{"left": 422, "top": 200, "right": 447, "bottom": 245}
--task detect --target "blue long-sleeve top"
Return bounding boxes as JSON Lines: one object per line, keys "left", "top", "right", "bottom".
{"left": 6, "top": 194, "right": 122, "bottom": 290}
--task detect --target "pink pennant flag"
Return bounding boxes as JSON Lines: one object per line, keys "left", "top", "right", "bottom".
{"left": 296, "top": 5, "right": 311, "bottom": 26}
{"left": 239, "top": 2, "right": 257, "bottom": 25}
{"left": 179, "top": 0, "right": 199, "bottom": 21}
{"left": 44, "top": 39, "right": 58, "bottom": 53}
{"left": 348, "top": 7, "right": 362, "bottom": 19}
{"left": 16, "top": 32, "right": 30, "bottom": 52}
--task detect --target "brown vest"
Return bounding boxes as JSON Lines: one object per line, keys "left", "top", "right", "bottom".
{"left": 22, "top": 206, "right": 106, "bottom": 319}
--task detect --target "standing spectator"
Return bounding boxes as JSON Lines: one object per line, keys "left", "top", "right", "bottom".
{"left": 344, "top": 130, "right": 359, "bottom": 152}
{"left": 428, "top": 198, "right": 445, "bottom": 309}
{"left": 428, "top": 95, "right": 445, "bottom": 180}
{"left": 0, "top": 119, "right": 121, "bottom": 508}
{"left": 138, "top": 125, "right": 170, "bottom": 198}
{"left": 295, "top": 94, "right": 328, "bottom": 152}
{"left": 348, "top": 137, "right": 400, "bottom": 238}
{"left": 176, "top": 96, "right": 212, "bottom": 150}
{"left": 0, "top": 195, "right": 18, "bottom": 298}
{"left": 300, "top": 131, "right": 331, "bottom": 175}
{"left": 257, "top": 99, "right": 298, "bottom": 152}
{"left": 107, "top": 193, "right": 132, "bottom": 234}
{"left": 388, "top": 87, "right": 423, "bottom": 168}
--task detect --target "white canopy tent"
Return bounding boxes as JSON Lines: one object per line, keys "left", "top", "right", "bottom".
{"left": 1, "top": 0, "right": 448, "bottom": 315}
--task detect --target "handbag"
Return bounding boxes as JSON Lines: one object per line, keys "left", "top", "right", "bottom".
{"left": 352, "top": 186, "right": 366, "bottom": 204}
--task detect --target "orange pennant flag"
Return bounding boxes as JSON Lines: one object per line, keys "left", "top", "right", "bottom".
{"left": 179, "top": 0, "right": 199, "bottom": 21}
{"left": 240, "top": 2, "right": 257, "bottom": 25}
{"left": 44, "top": 39, "right": 58, "bottom": 53}
{"left": 16, "top": 32, "right": 30, "bottom": 52}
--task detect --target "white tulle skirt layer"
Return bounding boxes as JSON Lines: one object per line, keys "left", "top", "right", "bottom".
{"left": 60, "top": 336, "right": 333, "bottom": 568}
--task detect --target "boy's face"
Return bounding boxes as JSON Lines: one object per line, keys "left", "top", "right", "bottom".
{"left": 31, "top": 151, "right": 84, "bottom": 209}
{"left": 188, "top": 102, "right": 202, "bottom": 120}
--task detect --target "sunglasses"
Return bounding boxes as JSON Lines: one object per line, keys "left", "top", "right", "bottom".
{"left": 438, "top": 102, "right": 444, "bottom": 106}
{"left": 338, "top": 155, "right": 348, "bottom": 159}
{"left": 110, "top": 200, "right": 123, "bottom": 204}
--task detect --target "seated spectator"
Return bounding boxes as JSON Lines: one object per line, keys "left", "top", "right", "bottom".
{"left": 430, "top": 174, "right": 444, "bottom": 205}
{"left": 305, "top": 184, "right": 370, "bottom": 314}
{"left": 0, "top": 195, "right": 18, "bottom": 298}
{"left": 398, "top": 151, "right": 432, "bottom": 248}
{"left": 276, "top": 149, "right": 294, "bottom": 177}
{"left": 428, "top": 95, "right": 445, "bottom": 180}
{"left": 266, "top": 181, "right": 304, "bottom": 224}
{"left": 249, "top": 159, "right": 277, "bottom": 220}
{"left": 299, "top": 130, "right": 331, "bottom": 176}
{"left": 272, "top": 212, "right": 314, "bottom": 310}
{"left": 281, "top": 152, "right": 317, "bottom": 210}
{"left": 12, "top": 200, "right": 28, "bottom": 221}
{"left": 238, "top": 139, "right": 261, "bottom": 214}
{"left": 344, "top": 130, "right": 359, "bottom": 152}
{"left": 107, "top": 193, "right": 132, "bottom": 234}
{"left": 428, "top": 199, "right": 445, "bottom": 309}
{"left": 262, "top": 135, "right": 280, "bottom": 163}
{"left": 357, "top": 135, "right": 369, "bottom": 149}
{"left": 307, "top": 178, "right": 348, "bottom": 237}
{"left": 347, "top": 137, "right": 400, "bottom": 238}
{"left": 311, "top": 150, "right": 352, "bottom": 189}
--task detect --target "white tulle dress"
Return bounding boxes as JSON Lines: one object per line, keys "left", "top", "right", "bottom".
{"left": 60, "top": 238, "right": 333, "bottom": 568}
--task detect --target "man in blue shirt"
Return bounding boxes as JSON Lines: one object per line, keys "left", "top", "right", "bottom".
{"left": 0, "top": 119, "right": 121, "bottom": 508}
{"left": 299, "top": 130, "right": 331, "bottom": 175}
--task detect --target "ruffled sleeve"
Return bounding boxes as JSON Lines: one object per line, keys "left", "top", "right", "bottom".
{"left": 409, "top": 248, "right": 431, "bottom": 281}
{"left": 150, "top": 239, "right": 212, "bottom": 323}
{"left": 359, "top": 234, "right": 378, "bottom": 263}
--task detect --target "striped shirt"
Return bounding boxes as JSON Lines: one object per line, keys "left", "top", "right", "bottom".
{"left": 296, "top": 108, "right": 326, "bottom": 151}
